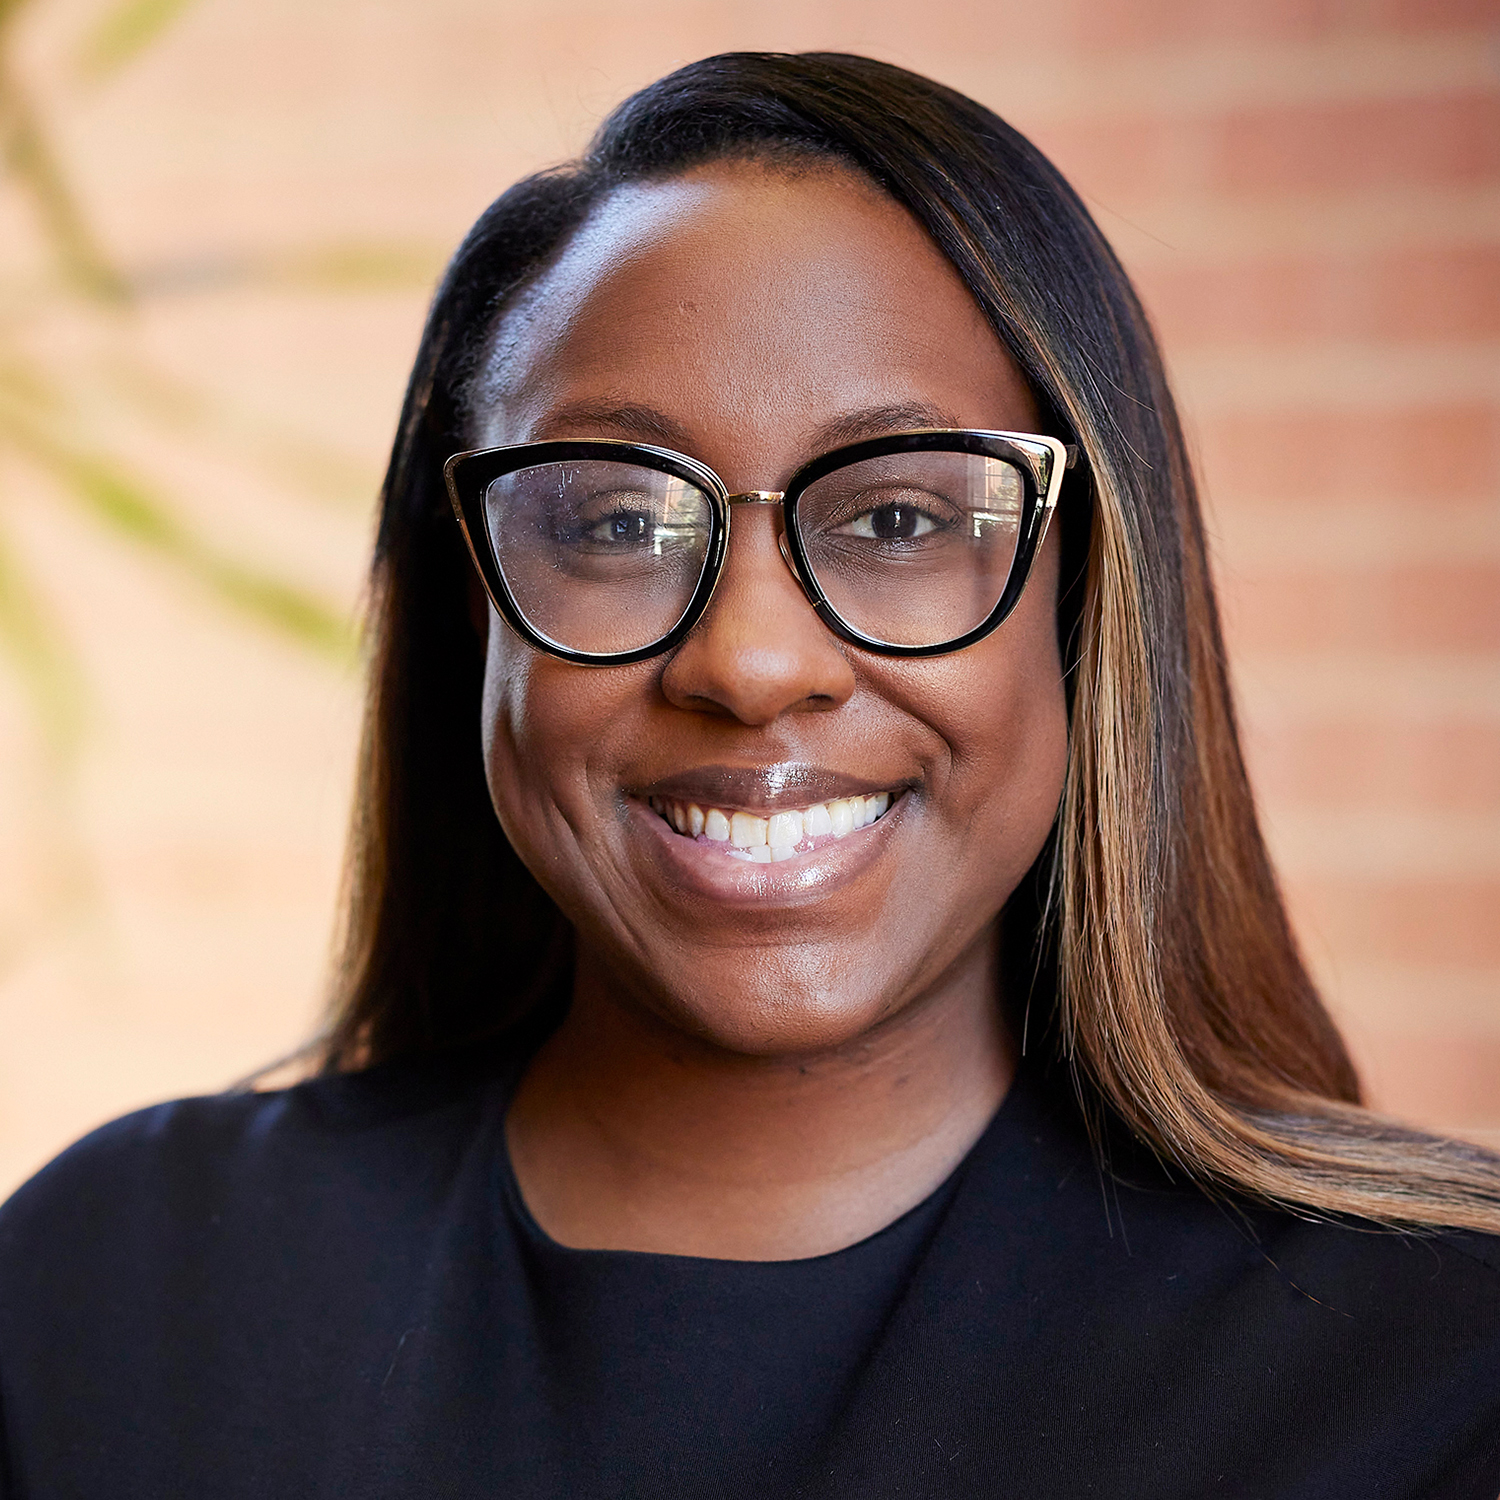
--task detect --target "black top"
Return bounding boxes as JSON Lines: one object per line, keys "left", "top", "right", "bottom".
{"left": 1, "top": 1052, "right": 1498, "bottom": 1499}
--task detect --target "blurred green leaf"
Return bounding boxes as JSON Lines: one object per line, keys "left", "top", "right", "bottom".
{"left": 102, "top": 354, "right": 379, "bottom": 509}
{"left": 0, "top": 49, "right": 127, "bottom": 300}
{"left": 60, "top": 451, "right": 357, "bottom": 662}
{"left": 1, "top": 411, "right": 357, "bottom": 664}
{"left": 0, "top": 510, "right": 85, "bottom": 758}
{"left": 121, "top": 240, "right": 446, "bottom": 300}
{"left": 265, "top": 241, "right": 445, "bottom": 293}
{"left": 0, "top": 356, "right": 62, "bottom": 416}
{"left": 0, "top": 0, "right": 358, "bottom": 971}
{"left": 201, "top": 560, "right": 355, "bottom": 657}
{"left": 0, "top": 0, "right": 37, "bottom": 37}
{"left": 77, "top": 0, "right": 197, "bottom": 83}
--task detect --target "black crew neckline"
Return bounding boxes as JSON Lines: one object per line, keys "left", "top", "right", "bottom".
{"left": 492, "top": 1061, "right": 1034, "bottom": 1269}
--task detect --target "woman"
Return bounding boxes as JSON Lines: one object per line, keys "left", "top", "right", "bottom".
{"left": 1, "top": 51, "right": 1497, "bottom": 1499}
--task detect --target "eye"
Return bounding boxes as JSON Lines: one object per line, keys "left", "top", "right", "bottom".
{"left": 842, "top": 501, "right": 940, "bottom": 541}
{"left": 582, "top": 510, "right": 654, "bottom": 545}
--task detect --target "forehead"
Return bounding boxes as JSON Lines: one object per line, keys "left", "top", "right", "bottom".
{"left": 471, "top": 158, "right": 1033, "bottom": 453}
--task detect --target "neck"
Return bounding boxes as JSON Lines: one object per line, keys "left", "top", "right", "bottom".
{"left": 505, "top": 933, "right": 1014, "bottom": 1260}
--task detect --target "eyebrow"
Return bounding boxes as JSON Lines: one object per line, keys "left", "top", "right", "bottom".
{"left": 531, "top": 398, "right": 965, "bottom": 459}
{"left": 530, "top": 400, "right": 694, "bottom": 448}
{"left": 806, "top": 402, "right": 961, "bottom": 451}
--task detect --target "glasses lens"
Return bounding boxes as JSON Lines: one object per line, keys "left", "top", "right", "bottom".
{"left": 795, "top": 450, "right": 1029, "bottom": 648}
{"left": 483, "top": 460, "right": 714, "bottom": 655}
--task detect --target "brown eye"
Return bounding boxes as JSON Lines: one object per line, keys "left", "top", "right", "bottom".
{"left": 874, "top": 504, "right": 928, "bottom": 540}
{"left": 584, "top": 512, "right": 654, "bottom": 545}
{"left": 843, "top": 502, "right": 939, "bottom": 541}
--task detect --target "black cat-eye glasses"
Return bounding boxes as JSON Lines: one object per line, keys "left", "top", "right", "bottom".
{"left": 445, "top": 428, "right": 1077, "bottom": 665}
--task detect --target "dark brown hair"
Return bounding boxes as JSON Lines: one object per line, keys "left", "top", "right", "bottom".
{"left": 320, "top": 51, "right": 1500, "bottom": 1232}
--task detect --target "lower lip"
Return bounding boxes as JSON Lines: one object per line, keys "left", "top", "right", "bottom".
{"left": 625, "top": 794, "right": 906, "bottom": 906}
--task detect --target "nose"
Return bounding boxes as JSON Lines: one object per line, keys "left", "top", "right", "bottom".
{"left": 660, "top": 505, "right": 856, "bottom": 724}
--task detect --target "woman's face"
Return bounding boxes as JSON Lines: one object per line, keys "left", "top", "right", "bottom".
{"left": 473, "top": 158, "right": 1069, "bottom": 1056}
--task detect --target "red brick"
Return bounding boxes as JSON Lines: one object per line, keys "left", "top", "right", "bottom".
{"left": 1249, "top": 719, "right": 1500, "bottom": 813}
{"left": 1289, "top": 876, "right": 1500, "bottom": 966}
{"left": 1379, "top": 244, "right": 1500, "bottom": 338}
{"left": 1028, "top": 115, "right": 1184, "bottom": 202}
{"left": 1214, "top": 91, "right": 1500, "bottom": 195}
{"left": 1392, "top": 565, "right": 1500, "bottom": 652}
{"left": 1382, "top": 0, "right": 1500, "bottom": 32}
{"left": 1222, "top": 561, "right": 1500, "bottom": 654}
{"left": 1056, "top": 0, "right": 1497, "bottom": 50}
{"left": 1196, "top": 405, "right": 1500, "bottom": 506}
{"left": 1061, "top": 0, "right": 1331, "bottom": 49}
{"left": 888, "top": 0, "right": 1074, "bottom": 51}
{"left": 1140, "top": 245, "right": 1500, "bottom": 345}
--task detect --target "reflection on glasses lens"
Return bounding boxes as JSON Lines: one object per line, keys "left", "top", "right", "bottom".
{"left": 484, "top": 460, "right": 714, "bottom": 655}
{"left": 476, "top": 446, "right": 1032, "bottom": 658}
{"left": 795, "top": 451, "right": 1026, "bottom": 648}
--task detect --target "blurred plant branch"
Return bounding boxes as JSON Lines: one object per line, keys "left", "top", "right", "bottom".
{"left": 0, "top": 0, "right": 360, "bottom": 721}
{"left": 77, "top": 0, "right": 196, "bottom": 84}
{"left": 0, "top": 502, "right": 83, "bottom": 758}
{"left": 0, "top": 0, "right": 127, "bottom": 303}
{"left": 0, "top": 0, "right": 371, "bottom": 961}
{"left": 0, "top": 392, "right": 355, "bottom": 660}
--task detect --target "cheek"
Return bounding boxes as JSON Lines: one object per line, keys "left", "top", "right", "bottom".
{"left": 480, "top": 626, "right": 593, "bottom": 842}
{"left": 479, "top": 626, "right": 531, "bottom": 805}
{"left": 480, "top": 619, "right": 647, "bottom": 844}
{"left": 946, "top": 652, "right": 1065, "bottom": 828}
{"left": 903, "top": 546, "right": 1069, "bottom": 866}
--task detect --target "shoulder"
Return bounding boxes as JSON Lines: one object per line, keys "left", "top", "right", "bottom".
{"left": 1442, "top": 1226, "right": 1500, "bottom": 1277}
{"left": 1252, "top": 1213, "right": 1500, "bottom": 1344}
{"left": 0, "top": 1050, "right": 508, "bottom": 1294}
{"left": 1, "top": 1088, "right": 271, "bottom": 1244}
{"left": 967, "top": 1069, "right": 1500, "bottom": 1351}
{"left": 909, "top": 1077, "right": 1500, "bottom": 1492}
{"left": 0, "top": 1052, "right": 521, "bottom": 1490}
{"left": 1107, "top": 1138, "right": 1500, "bottom": 1345}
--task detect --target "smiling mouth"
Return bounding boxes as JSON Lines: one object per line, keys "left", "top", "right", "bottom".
{"left": 645, "top": 791, "right": 896, "bottom": 862}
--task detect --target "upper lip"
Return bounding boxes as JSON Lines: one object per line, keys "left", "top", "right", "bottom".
{"left": 630, "top": 763, "right": 912, "bottom": 813}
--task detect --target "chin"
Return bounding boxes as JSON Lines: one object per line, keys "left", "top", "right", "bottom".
{"left": 655, "top": 969, "right": 891, "bottom": 1060}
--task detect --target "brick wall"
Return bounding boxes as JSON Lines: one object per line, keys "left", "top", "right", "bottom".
{"left": 0, "top": 0, "right": 1493, "bottom": 1187}
{"left": 1032, "top": 7, "right": 1500, "bottom": 1143}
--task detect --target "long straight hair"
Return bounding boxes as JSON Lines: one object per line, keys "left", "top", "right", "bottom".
{"left": 321, "top": 51, "right": 1500, "bottom": 1232}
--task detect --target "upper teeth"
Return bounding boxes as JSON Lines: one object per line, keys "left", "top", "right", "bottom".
{"left": 648, "top": 792, "right": 894, "bottom": 861}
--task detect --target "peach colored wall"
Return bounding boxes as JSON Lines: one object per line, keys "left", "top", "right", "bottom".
{"left": 0, "top": 0, "right": 1494, "bottom": 1193}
